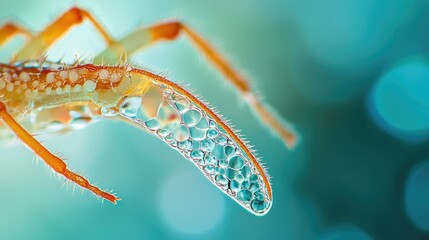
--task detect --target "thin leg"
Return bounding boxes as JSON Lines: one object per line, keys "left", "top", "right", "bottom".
{"left": 0, "top": 23, "right": 32, "bottom": 47}
{"left": 0, "top": 101, "right": 119, "bottom": 203}
{"left": 14, "top": 7, "right": 115, "bottom": 61}
{"left": 95, "top": 21, "right": 296, "bottom": 147}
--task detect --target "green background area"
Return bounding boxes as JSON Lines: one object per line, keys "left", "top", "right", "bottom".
{"left": 0, "top": 0, "right": 429, "bottom": 239}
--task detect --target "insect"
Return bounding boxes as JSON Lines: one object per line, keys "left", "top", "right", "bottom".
{"left": 0, "top": 7, "right": 296, "bottom": 216}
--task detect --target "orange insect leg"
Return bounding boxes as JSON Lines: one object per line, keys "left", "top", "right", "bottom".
{"left": 0, "top": 23, "right": 32, "bottom": 46}
{"left": 0, "top": 102, "right": 119, "bottom": 203}
{"left": 149, "top": 21, "right": 297, "bottom": 147}
{"left": 15, "top": 7, "right": 114, "bottom": 61}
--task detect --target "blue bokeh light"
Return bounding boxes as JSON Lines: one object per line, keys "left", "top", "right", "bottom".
{"left": 405, "top": 160, "right": 429, "bottom": 231}
{"left": 369, "top": 56, "right": 429, "bottom": 142}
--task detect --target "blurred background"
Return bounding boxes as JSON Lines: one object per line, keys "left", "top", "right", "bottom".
{"left": 0, "top": 0, "right": 428, "bottom": 239}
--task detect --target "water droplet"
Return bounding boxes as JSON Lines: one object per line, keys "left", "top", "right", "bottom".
{"left": 251, "top": 200, "right": 267, "bottom": 212}
{"left": 209, "top": 120, "right": 216, "bottom": 128}
{"left": 207, "top": 129, "right": 218, "bottom": 139}
{"left": 172, "top": 95, "right": 190, "bottom": 113}
{"left": 225, "top": 168, "right": 238, "bottom": 180}
{"left": 241, "top": 166, "right": 251, "bottom": 179}
{"left": 229, "top": 156, "right": 244, "bottom": 169}
{"left": 229, "top": 180, "right": 241, "bottom": 192}
{"left": 141, "top": 84, "right": 163, "bottom": 119}
{"left": 157, "top": 102, "right": 181, "bottom": 128}
{"left": 212, "top": 145, "right": 227, "bottom": 159}
{"left": 249, "top": 174, "right": 259, "bottom": 183}
{"left": 196, "top": 118, "right": 209, "bottom": 129}
{"left": 145, "top": 119, "right": 160, "bottom": 130}
{"left": 183, "top": 109, "right": 202, "bottom": 126}
{"left": 214, "top": 136, "right": 227, "bottom": 145}
{"left": 242, "top": 180, "right": 250, "bottom": 189}
{"left": 192, "top": 141, "right": 200, "bottom": 150}
{"left": 201, "top": 139, "right": 215, "bottom": 151}
{"left": 237, "top": 190, "right": 252, "bottom": 202}
{"left": 157, "top": 129, "right": 169, "bottom": 137}
{"left": 236, "top": 174, "right": 244, "bottom": 183}
{"left": 191, "top": 150, "right": 204, "bottom": 160}
{"left": 173, "top": 125, "right": 189, "bottom": 141}
{"left": 254, "top": 191, "right": 265, "bottom": 201}
{"left": 119, "top": 96, "right": 141, "bottom": 118}
{"left": 189, "top": 127, "right": 206, "bottom": 140}
{"left": 178, "top": 140, "right": 192, "bottom": 150}
{"left": 204, "top": 165, "right": 215, "bottom": 175}
{"left": 219, "top": 160, "right": 228, "bottom": 168}
{"left": 165, "top": 134, "right": 175, "bottom": 142}
{"left": 249, "top": 183, "right": 260, "bottom": 192}
{"left": 204, "top": 154, "right": 217, "bottom": 164}
{"left": 224, "top": 145, "right": 235, "bottom": 156}
{"left": 215, "top": 174, "right": 228, "bottom": 185}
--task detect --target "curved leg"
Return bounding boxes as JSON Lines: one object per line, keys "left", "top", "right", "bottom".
{"left": 95, "top": 21, "right": 297, "bottom": 147}
{"left": 0, "top": 101, "right": 119, "bottom": 203}
{"left": 14, "top": 7, "right": 114, "bottom": 61}
{"left": 0, "top": 23, "right": 32, "bottom": 46}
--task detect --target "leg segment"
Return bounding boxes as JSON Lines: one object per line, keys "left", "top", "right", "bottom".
{"left": 0, "top": 102, "right": 119, "bottom": 203}
{"left": 0, "top": 23, "right": 32, "bottom": 47}
{"left": 95, "top": 21, "right": 296, "bottom": 147}
{"left": 14, "top": 7, "right": 114, "bottom": 61}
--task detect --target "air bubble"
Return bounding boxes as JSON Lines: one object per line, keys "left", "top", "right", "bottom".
{"left": 237, "top": 190, "right": 252, "bottom": 202}
{"left": 172, "top": 95, "right": 190, "bottom": 113}
{"left": 209, "top": 120, "right": 216, "bottom": 128}
{"left": 225, "top": 168, "right": 238, "bottom": 180}
{"left": 145, "top": 119, "right": 160, "bottom": 130}
{"left": 191, "top": 150, "right": 204, "bottom": 160}
{"left": 249, "top": 174, "right": 259, "bottom": 183}
{"left": 251, "top": 200, "right": 267, "bottom": 212}
{"left": 214, "top": 136, "right": 227, "bottom": 145}
{"left": 224, "top": 146, "right": 235, "bottom": 156}
{"left": 215, "top": 174, "right": 228, "bottom": 185}
{"left": 178, "top": 140, "right": 192, "bottom": 150}
{"left": 119, "top": 96, "right": 141, "bottom": 118}
{"left": 212, "top": 145, "right": 227, "bottom": 159}
{"left": 249, "top": 183, "right": 260, "bottom": 192}
{"left": 196, "top": 118, "right": 209, "bottom": 129}
{"left": 157, "top": 102, "right": 180, "bottom": 128}
{"left": 229, "top": 156, "right": 244, "bottom": 169}
{"left": 204, "top": 165, "right": 215, "bottom": 175}
{"left": 204, "top": 154, "right": 217, "bottom": 164}
{"left": 183, "top": 109, "right": 202, "bottom": 126}
{"left": 254, "top": 191, "right": 265, "bottom": 201}
{"left": 189, "top": 127, "right": 206, "bottom": 140}
{"left": 229, "top": 180, "right": 241, "bottom": 192}
{"left": 242, "top": 180, "right": 250, "bottom": 189}
{"left": 173, "top": 125, "right": 189, "bottom": 141}
{"left": 207, "top": 129, "right": 219, "bottom": 139}
{"left": 201, "top": 139, "right": 215, "bottom": 151}
{"left": 219, "top": 160, "right": 228, "bottom": 168}
{"left": 241, "top": 166, "right": 252, "bottom": 179}
{"left": 236, "top": 174, "right": 244, "bottom": 183}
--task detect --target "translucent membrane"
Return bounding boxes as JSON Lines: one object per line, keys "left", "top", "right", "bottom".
{"left": 119, "top": 82, "right": 271, "bottom": 215}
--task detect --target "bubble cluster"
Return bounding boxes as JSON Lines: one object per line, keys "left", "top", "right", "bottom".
{"left": 119, "top": 82, "right": 271, "bottom": 215}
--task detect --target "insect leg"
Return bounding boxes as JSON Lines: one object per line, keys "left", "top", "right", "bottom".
{"left": 14, "top": 7, "right": 115, "bottom": 61}
{"left": 0, "top": 22, "right": 32, "bottom": 47}
{"left": 0, "top": 101, "right": 119, "bottom": 203}
{"left": 96, "top": 21, "right": 297, "bottom": 148}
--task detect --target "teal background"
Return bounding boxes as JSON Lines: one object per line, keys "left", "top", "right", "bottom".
{"left": 0, "top": 0, "right": 429, "bottom": 239}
